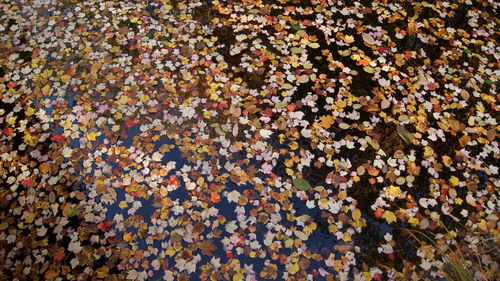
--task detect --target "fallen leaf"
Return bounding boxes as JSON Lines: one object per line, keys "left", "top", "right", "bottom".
{"left": 396, "top": 125, "right": 413, "bottom": 145}
{"left": 362, "top": 33, "right": 375, "bottom": 45}
{"left": 382, "top": 211, "right": 397, "bottom": 224}
{"left": 293, "top": 178, "right": 311, "bottom": 191}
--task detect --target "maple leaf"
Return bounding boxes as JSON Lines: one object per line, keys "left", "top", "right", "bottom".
{"left": 199, "top": 240, "right": 217, "bottom": 256}
{"left": 259, "top": 264, "right": 278, "bottom": 279}
{"left": 319, "top": 115, "right": 335, "bottom": 129}
{"left": 382, "top": 211, "right": 397, "bottom": 224}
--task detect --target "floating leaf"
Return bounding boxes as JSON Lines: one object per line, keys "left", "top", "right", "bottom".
{"left": 319, "top": 115, "right": 335, "bottom": 129}
{"left": 334, "top": 243, "right": 354, "bottom": 254}
{"left": 260, "top": 264, "right": 278, "bottom": 279}
{"left": 67, "top": 207, "right": 77, "bottom": 217}
{"left": 352, "top": 209, "right": 361, "bottom": 221}
{"left": 381, "top": 99, "right": 391, "bottom": 109}
{"left": 44, "top": 269, "right": 59, "bottom": 280}
{"left": 308, "top": 42, "right": 320, "bottom": 49}
{"left": 293, "top": 178, "right": 311, "bottom": 191}
{"left": 396, "top": 125, "right": 413, "bottom": 145}
{"left": 171, "top": 232, "right": 182, "bottom": 242}
{"left": 287, "top": 263, "right": 300, "bottom": 274}
{"left": 382, "top": 211, "right": 397, "bottom": 224}
{"left": 362, "top": 33, "right": 375, "bottom": 45}
{"left": 339, "top": 123, "right": 349, "bottom": 129}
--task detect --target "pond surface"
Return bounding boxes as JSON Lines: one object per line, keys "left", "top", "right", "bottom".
{"left": 0, "top": 1, "right": 498, "bottom": 281}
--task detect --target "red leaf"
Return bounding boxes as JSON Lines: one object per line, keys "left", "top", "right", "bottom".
{"left": 50, "top": 134, "right": 65, "bottom": 143}
{"left": 125, "top": 119, "right": 135, "bottom": 128}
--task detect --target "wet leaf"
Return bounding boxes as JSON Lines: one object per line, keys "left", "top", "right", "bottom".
{"left": 396, "top": 125, "right": 413, "bottom": 145}
{"left": 293, "top": 178, "right": 311, "bottom": 191}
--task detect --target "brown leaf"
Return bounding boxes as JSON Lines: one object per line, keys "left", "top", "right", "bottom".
{"left": 44, "top": 269, "right": 59, "bottom": 280}
{"left": 259, "top": 264, "right": 278, "bottom": 279}
{"left": 487, "top": 129, "right": 496, "bottom": 141}
{"left": 298, "top": 257, "right": 310, "bottom": 270}
{"left": 193, "top": 222, "right": 205, "bottom": 234}
{"left": 334, "top": 243, "right": 354, "bottom": 254}
{"left": 180, "top": 249, "right": 192, "bottom": 261}
{"left": 199, "top": 240, "right": 217, "bottom": 256}
{"left": 362, "top": 33, "right": 375, "bottom": 45}
{"left": 460, "top": 89, "right": 470, "bottom": 101}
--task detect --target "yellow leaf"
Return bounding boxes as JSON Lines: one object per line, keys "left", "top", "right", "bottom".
{"left": 318, "top": 198, "right": 329, "bottom": 209}
{"left": 338, "top": 190, "right": 347, "bottom": 201}
{"left": 288, "top": 141, "right": 299, "bottom": 150}
{"left": 95, "top": 266, "right": 109, "bottom": 279}
{"left": 343, "top": 35, "right": 354, "bottom": 44}
{"left": 382, "top": 211, "right": 397, "bottom": 224}
{"left": 284, "top": 158, "right": 294, "bottom": 168}
{"left": 42, "top": 84, "right": 51, "bottom": 95}
{"left": 319, "top": 115, "right": 335, "bottom": 129}
{"left": 233, "top": 270, "right": 244, "bottom": 281}
{"left": 86, "top": 132, "right": 97, "bottom": 141}
{"left": 139, "top": 94, "right": 149, "bottom": 103}
{"left": 352, "top": 209, "right": 361, "bottom": 221}
{"left": 25, "top": 213, "right": 36, "bottom": 224}
{"left": 60, "top": 75, "right": 71, "bottom": 83}
{"left": 210, "top": 93, "right": 219, "bottom": 100}
{"left": 385, "top": 185, "right": 402, "bottom": 198}
{"left": 23, "top": 132, "right": 38, "bottom": 146}
{"left": 119, "top": 201, "right": 128, "bottom": 209}
{"left": 363, "top": 272, "right": 373, "bottom": 281}
{"left": 118, "top": 95, "right": 129, "bottom": 104}
{"left": 343, "top": 232, "right": 351, "bottom": 242}
{"left": 203, "top": 110, "right": 212, "bottom": 119}
{"left": 41, "top": 69, "right": 53, "bottom": 79}
{"left": 165, "top": 246, "right": 175, "bottom": 257}
{"left": 25, "top": 106, "right": 35, "bottom": 116}
{"left": 287, "top": 263, "right": 300, "bottom": 275}
{"left": 363, "top": 66, "right": 375, "bottom": 73}
{"left": 449, "top": 176, "right": 459, "bottom": 186}
{"left": 123, "top": 232, "right": 133, "bottom": 243}
{"left": 408, "top": 217, "right": 419, "bottom": 226}
{"left": 63, "top": 120, "right": 72, "bottom": 130}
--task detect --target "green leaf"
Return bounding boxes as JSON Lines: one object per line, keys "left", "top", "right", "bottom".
{"left": 171, "top": 232, "right": 182, "bottom": 242}
{"left": 68, "top": 207, "right": 77, "bottom": 217}
{"left": 293, "top": 178, "right": 311, "bottom": 191}
{"left": 396, "top": 125, "right": 413, "bottom": 145}
{"left": 308, "top": 43, "right": 320, "bottom": 49}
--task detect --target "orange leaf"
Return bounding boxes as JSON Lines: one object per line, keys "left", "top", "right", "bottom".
{"left": 319, "top": 115, "right": 335, "bottom": 129}
{"left": 367, "top": 166, "right": 379, "bottom": 176}
{"left": 44, "top": 269, "right": 59, "bottom": 280}
{"left": 123, "top": 232, "right": 134, "bottom": 243}
{"left": 374, "top": 208, "right": 385, "bottom": 218}
{"left": 210, "top": 191, "right": 221, "bottom": 204}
